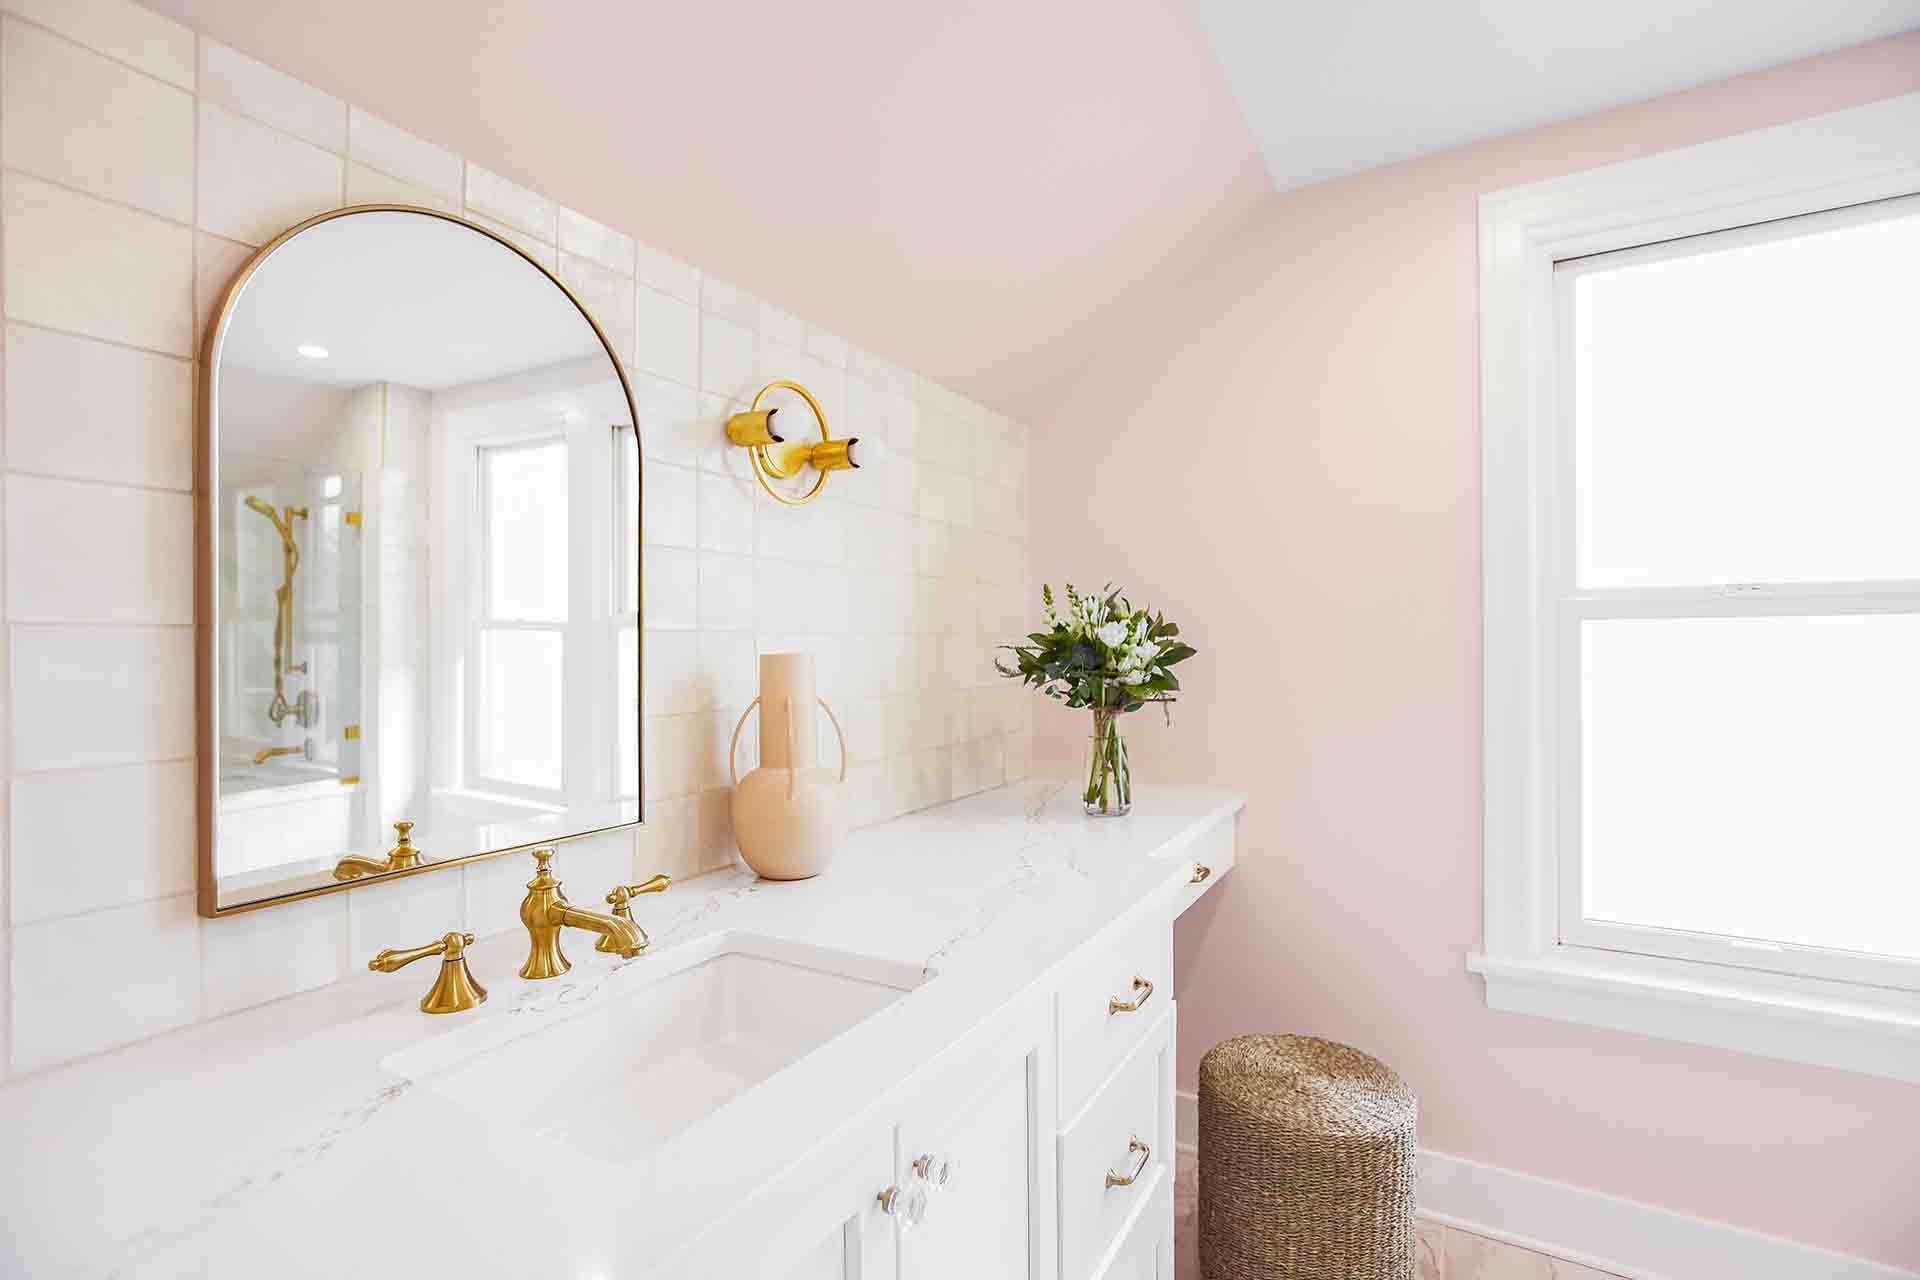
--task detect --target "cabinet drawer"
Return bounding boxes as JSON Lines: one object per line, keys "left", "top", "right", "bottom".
{"left": 1058, "top": 1006, "right": 1173, "bottom": 1280}
{"left": 1056, "top": 904, "right": 1173, "bottom": 1123}
{"left": 1096, "top": 1185, "right": 1171, "bottom": 1280}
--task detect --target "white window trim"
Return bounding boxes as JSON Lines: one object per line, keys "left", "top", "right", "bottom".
{"left": 1473, "top": 90, "right": 1920, "bottom": 1084}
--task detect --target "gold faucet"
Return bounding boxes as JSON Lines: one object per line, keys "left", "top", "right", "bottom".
{"left": 333, "top": 820, "right": 426, "bottom": 881}
{"left": 369, "top": 931, "right": 487, "bottom": 1014}
{"left": 519, "top": 847, "right": 666, "bottom": 978}
{"left": 252, "top": 739, "right": 311, "bottom": 766}
{"left": 596, "top": 874, "right": 672, "bottom": 953}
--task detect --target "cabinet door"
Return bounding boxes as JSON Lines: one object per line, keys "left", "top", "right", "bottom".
{"left": 676, "top": 1121, "right": 898, "bottom": 1280}
{"left": 895, "top": 1014, "right": 1056, "bottom": 1280}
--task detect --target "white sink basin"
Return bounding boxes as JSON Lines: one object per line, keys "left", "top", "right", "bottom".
{"left": 382, "top": 931, "right": 927, "bottom": 1162}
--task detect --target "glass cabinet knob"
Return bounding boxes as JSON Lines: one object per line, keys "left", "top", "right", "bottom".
{"left": 877, "top": 1179, "right": 930, "bottom": 1231}
{"left": 913, "top": 1153, "right": 956, "bottom": 1190}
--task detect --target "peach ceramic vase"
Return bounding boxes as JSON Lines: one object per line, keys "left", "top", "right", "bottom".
{"left": 727, "top": 653, "right": 850, "bottom": 879}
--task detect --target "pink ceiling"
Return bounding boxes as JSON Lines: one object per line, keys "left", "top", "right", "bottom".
{"left": 146, "top": 0, "right": 1272, "bottom": 422}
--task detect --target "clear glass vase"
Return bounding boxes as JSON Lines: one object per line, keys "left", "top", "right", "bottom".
{"left": 1083, "top": 710, "right": 1132, "bottom": 816}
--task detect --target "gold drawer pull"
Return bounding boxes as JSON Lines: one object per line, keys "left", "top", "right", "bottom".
{"left": 1190, "top": 863, "right": 1212, "bottom": 885}
{"left": 1105, "top": 1136, "right": 1151, "bottom": 1188}
{"left": 1108, "top": 975, "right": 1154, "bottom": 1015}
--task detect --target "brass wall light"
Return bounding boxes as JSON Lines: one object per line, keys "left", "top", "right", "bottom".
{"left": 725, "top": 379, "right": 881, "bottom": 506}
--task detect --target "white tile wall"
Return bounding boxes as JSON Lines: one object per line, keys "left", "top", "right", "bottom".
{"left": 0, "top": 0, "right": 1033, "bottom": 1079}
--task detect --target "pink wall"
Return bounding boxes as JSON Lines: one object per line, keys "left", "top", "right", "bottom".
{"left": 1029, "top": 33, "right": 1920, "bottom": 1269}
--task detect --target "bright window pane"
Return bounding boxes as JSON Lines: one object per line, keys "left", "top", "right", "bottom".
{"left": 1580, "top": 615, "right": 1920, "bottom": 959}
{"left": 1572, "top": 206, "right": 1920, "bottom": 588}
{"left": 479, "top": 628, "right": 562, "bottom": 789}
{"left": 485, "top": 439, "right": 568, "bottom": 621}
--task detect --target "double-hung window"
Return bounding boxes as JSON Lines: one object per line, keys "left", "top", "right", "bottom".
{"left": 472, "top": 436, "right": 569, "bottom": 798}
{"left": 1476, "top": 92, "right": 1920, "bottom": 1082}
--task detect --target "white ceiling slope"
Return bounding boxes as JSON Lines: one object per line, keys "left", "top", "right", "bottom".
{"left": 1196, "top": 0, "right": 1920, "bottom": 192}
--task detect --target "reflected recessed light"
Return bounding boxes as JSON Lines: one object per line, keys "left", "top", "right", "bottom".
{"left": 296, "top": 344, "right": 329, "bottom": 359}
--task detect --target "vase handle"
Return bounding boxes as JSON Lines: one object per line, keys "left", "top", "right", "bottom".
{"left": 819, "top": 697, "right": 848, "bottom": 784}
{"left": 727, "top": 697, "right": 759, "bottom": 788}
{"left": 727, "top": 695, "right": 850, "bottom": 788}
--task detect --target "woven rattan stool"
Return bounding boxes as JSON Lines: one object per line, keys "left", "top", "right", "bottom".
{"left": 1197, "top": 1034, "right": 1417, "bottom": 1280}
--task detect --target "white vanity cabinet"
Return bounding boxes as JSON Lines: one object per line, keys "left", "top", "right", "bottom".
{"left": 671, "top": 888, "right": 1196, "bottom": 1280}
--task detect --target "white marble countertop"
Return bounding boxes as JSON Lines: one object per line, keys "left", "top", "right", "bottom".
{"left": 0, "top": 782, "right": 1242, "bottom": 1279}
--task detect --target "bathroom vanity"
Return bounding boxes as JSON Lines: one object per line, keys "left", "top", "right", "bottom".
{"left": 0, "top": 782, "right": 1240, "bottom": 1278}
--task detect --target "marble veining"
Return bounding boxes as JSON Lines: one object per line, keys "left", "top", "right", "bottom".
{"left": 0, "top": 782, "right": 1241, "bottom": 1279}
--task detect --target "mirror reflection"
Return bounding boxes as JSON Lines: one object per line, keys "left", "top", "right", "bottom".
{"left": 208, "top": 208, "right": 640, "bottom": 912}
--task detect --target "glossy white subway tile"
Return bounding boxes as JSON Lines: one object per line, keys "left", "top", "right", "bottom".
{"left": 634, "top": 795, "right": 699, "bottom": 883}
{"left": 633, "top": 240, "right": 700, "bottom": 305}
{"left": 698, "top": 312, "right": 760, "bottom": 402}
{"left": 348, "top": 108, "right": 461, "bottom": 200}
{"left": 194, "top": 231, "right": 255, "bottom": 349}
{"left": 1, "top": 0, "right": 194, "bottom": 89}
{"left": 4, "top": 324, "right": 193, "bottom": 489}
{"left": 1, "top": 17, "right": 194, "bottom": 221}
{"left": 559, "top": 251, "right": 635, "bottom": 365}
{"left": 642, "top": 629, "right": 702, "bottom": 717}
{"left": 699, "top": 275, "right": 761, "bottom": 328}
{"left": 202, "top": 891, "right": 347, "bottom": 1018}
{"left": 9, "top": 761, "right": 195, "bottom": 925}
{"left": 465, "top": 164, "right": 556, "bottom": 242}
{"left": 696, "top": 552, "right": 753, "bottom": 632}
{"left": 558, "top": 206, "right": 634, "bottom": 275}
{"left": 644, "top": 547, "right": 700, "bottom": 631}
{"left": 9, "top": 892, "right": 199, "bottom": 1073}
{"left": 465, "top": 210, "right": 556, "bottom": 270}
{"left": 697, "top": 630, "right": 757, "bottom": 711}
{"left": 5, "top": 475, "right": 193, "bottom": 623}
{"left": 345, "top": 866, "right": 465, "bottom": 965}
{"left": 627, "top": 372, "right": 704, "bottom": 467}
{"left": 3, "top": 173, "right": 192, "bottom": 355}
{"left": 344, "top": 162, "right": 456, "bottom": 214}
{"left": 644, "top": 716, "right": 700, "bottom": 802}
{"left": 643, "top": 459, "right": 698, "bottom": 549}
{"left": 198, "top": 37, "right": 345, "bottom": 153}
{"left": 196, "top": 101, "right": 343, "bottom": 246}
{"left": 10, "top": 625, "right": 193, "bottom": 771}
{"left": 634, "top": 284, "right": 699, "bottom": 386}
{"left": 695, "top": 465, "right": 755, "bottom": 556}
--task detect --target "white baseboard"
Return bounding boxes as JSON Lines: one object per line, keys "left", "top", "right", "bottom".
{"left": 1174, "top": 1090, "right": 1915, "bottom": 1280}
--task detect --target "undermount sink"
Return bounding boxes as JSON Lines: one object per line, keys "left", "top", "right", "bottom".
{"left": 381, "top": 931, "right": 928, "bottom": 1161}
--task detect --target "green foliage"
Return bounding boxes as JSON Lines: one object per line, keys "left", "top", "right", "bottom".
{"left": 994, "top": 582, "right": 1196, "bottom": 714}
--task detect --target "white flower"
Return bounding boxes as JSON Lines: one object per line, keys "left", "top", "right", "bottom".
{"left": 1095, "top": 621, "right": 1129, "bottom": 648}
{"left": 1122, "top": 670, "right": 1148, "bottom": 685}
{"left": 1131, "top": 640, "right": 1161, "bottom": 666}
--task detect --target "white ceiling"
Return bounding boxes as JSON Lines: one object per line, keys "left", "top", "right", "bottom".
{"left": 221, "top": 210, "right": 604, "bottom": 389}
{"left": 1196, "top": 0, "right": 1920, "bottom": 192}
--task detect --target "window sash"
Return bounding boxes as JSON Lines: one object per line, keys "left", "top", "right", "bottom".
{"left": 1550, "top": 598, "right": 1920, "bottom": 993}
{"left": 1549, "top": 233, "right": 1920, "bottom": 993}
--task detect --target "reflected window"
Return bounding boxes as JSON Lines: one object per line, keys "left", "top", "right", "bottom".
{"left": 473, "top": 438, "right": 568, "bottom": 792}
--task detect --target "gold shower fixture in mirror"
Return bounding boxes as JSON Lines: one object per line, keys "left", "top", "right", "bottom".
{"left": 725, "top": 379, "right": 880, "bottom": 505}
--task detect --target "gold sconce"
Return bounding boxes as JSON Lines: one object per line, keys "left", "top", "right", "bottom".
{"left": 725, "top": 380, "right": 880, "bottom": 506}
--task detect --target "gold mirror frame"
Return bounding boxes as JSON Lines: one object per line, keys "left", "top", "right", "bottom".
{"left": 196, "top": 204, "right": 645, "bottom": 918}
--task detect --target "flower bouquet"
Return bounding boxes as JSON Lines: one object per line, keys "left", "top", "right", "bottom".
{"left": 996, "top": 583, "right": 1195, "bottom": 816}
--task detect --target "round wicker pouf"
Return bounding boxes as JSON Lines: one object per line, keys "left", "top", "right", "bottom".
{"left": 1197, "top": 1034, "right": 1417, "bottom": 1280}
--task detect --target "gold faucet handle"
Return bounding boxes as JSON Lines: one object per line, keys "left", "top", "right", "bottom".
{"left": 369, "top": 931, "right": 488, "bottom": 1014}
{"left": 384, "top": 820, "right": 423, "bottom": 870}
{"left": 596, "top": 874, "right": 671, "bottom": 956}
{"left": 605, "top": 873, "right": 672, "bottom": 918}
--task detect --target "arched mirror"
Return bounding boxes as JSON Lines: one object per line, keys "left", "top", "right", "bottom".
{"left": 199, "top": 205, "right": 642, "bottom": 915}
